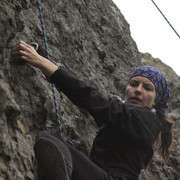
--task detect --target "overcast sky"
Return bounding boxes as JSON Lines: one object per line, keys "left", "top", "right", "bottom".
{"left": 112, "top": 0, "right": 180, "bottom": 76}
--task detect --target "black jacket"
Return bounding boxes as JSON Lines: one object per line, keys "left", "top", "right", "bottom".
{"left": 50, "top": 68, "right": 161, "bottom": 180}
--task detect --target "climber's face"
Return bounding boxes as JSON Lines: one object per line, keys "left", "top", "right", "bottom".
{"left": 125, "top": 76, "right": 156, "bottom": 108}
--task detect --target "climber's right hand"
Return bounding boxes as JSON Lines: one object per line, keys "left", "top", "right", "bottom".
{"left": 11, "top": 40, "right": 43, "bottom": 68}
{"left": 11, "top": 40, "right": 58, "bottom": 77}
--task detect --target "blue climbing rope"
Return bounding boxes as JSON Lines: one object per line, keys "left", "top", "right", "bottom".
{"left": 37, "top": 0, "right": 62, "bottom": 136}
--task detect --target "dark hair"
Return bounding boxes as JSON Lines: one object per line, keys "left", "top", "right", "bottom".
{"left": 155, "top": 111, "right": 174, "bottom": 161}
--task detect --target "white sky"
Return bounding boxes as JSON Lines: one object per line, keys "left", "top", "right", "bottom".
{"left": 112, "top": 0, "right": 180, "bottom": 76}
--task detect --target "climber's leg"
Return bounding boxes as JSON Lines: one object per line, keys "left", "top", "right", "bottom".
{"left": 35, "top": 130, "right": 112, "bottom": 180}
{"left": 66, "top": 140, "right": 112, "bottom": 180}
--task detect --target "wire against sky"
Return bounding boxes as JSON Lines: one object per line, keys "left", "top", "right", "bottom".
{"left": 150, "top": 0, "right": 180, "bottom": 39}
{"left": 112, "top": 0, "right": 180, "bottom": 76}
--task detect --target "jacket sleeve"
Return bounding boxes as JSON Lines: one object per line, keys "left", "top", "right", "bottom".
{"left": 50, "top": 68, "right": 160, "bottom": 142}
{"left": 50, "top": 68, "right": 116, "bottom": 126}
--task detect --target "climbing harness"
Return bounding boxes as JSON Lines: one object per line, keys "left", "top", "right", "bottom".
{"left": 37, "top": 0, "right": 62, "bottom": 136}
{"left": 150, "top": 0, "right": 180, "bottom": 39}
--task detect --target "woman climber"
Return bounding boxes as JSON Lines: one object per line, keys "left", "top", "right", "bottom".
{"left": 11, "top": 40, "right": 174, "bottom": 180}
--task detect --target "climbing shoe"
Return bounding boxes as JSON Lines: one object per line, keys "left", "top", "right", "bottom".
{"left": 34, "top": 137, "right": 69, "bottom": 180}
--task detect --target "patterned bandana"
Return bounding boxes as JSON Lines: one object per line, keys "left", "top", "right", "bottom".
{"left": 128, "top": 66, "right": 170, "bottom": 113}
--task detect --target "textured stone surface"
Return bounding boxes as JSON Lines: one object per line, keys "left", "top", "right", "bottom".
{"left": 0, "top": 0, "right": 179, "bottom": 179}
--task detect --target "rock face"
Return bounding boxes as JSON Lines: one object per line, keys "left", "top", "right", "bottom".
{"left": 0, "top": 0, "right": 179, "bottom": 179}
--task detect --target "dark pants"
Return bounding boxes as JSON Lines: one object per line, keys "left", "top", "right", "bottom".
{"left": 35, "top": 130, "right": 114, "bottom": 180}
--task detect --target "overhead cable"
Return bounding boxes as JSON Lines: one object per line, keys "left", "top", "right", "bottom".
{"left": 151, "top": 0, "right": 180, "bottom": 39}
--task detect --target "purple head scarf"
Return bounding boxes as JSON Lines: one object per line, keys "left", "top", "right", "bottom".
{"left": 128, "top": 66, "right": 170, "bottom": 113}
